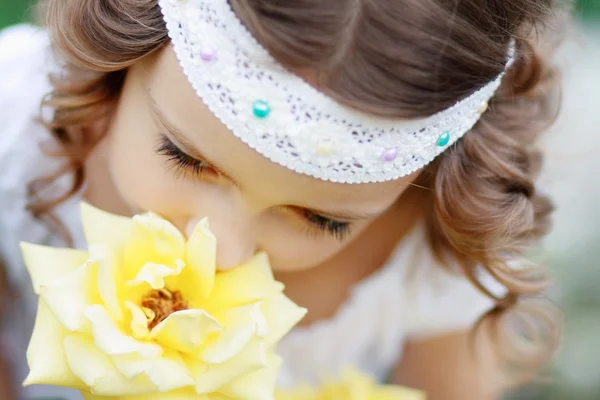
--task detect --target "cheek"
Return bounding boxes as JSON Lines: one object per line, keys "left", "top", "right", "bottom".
{"left": 266, "top": 242, "right": 342, "bottom": 272}
{"left": 105, "top": 113, "right": 195, "bottom": 217}
{"left": 260, "top": 221, "right": 370, "bottom": 272}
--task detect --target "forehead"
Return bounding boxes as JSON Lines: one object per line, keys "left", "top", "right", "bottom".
{"left": 137, "top": 45, "right": 413, "bottom": 210}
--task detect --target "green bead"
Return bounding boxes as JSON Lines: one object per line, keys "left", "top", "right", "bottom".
{"left": 436, "top": 131, "right": 450, "bottom": 147}
{"left": 253, "top": 100, "right": 271, "bottom": 119}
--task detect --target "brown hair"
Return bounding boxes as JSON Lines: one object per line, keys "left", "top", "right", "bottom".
{"left": 33, "top": 0, "right": 570, "bottom": 385}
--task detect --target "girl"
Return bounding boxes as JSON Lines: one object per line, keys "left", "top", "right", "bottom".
{"left": 0, "top": 0, "right": 568, "bottom": 399}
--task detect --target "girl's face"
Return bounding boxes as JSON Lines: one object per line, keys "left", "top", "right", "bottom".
{"left": 100, "top": 46, "right": 419, "bottom": 271}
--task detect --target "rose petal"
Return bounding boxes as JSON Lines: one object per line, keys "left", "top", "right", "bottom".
{"left": 111, "top": 349, "right": 195, "bottom": 392}
{"left": 195, "top": 323, "right": 255, "bottom": 365}
{"left": 63, "top": 334, "right": 156, "bottom": 396}
{"left": 244, "top": 253, "right": 274, "bottom": 280}
{"left": 128, "top": 260, "right": 185, "bottom": 290}
{"left": 150, "top": 309, "right": 221, "bottom": 353}
{"left": 184, "top": 218, "right": 217, "bottom": 298}
{"left": 90, "top": 244, "right": 124, "bottom": 322}
{"left": 219, "top": 354, "right": 282, "bottom": 400}
{"left": 123, "top": 213, "right": 186, "bottom": 281}
{"left": 276, "top": 386, "right": 316, "bottom": 400}
{"left": 23, "top": 300, "right": 86, "bottom": 389}
{"left": 86, "top": 305, "right": 162, "bottom": 357}
{"left": 20, "top": 243, "right": 89, "bottom": 294}
{"left": 82, "top": 388, "right": 213, "bottom": 400}
{"left": 261, "top": 293, "right": 307, "bottom": 347}
{"left": 189, "top": 339, "right": 268, "bottom": 395}
{"left": 198, "top": 303, "right": 267, "bottom": 364}
{"left": 81, "top": 202, "right": 133, "bottom": 250}
{"left": 125, "top": 302, "right": 150, "bottom": 339}
{"left": 206, "top": 254, "right": 282, "bottom": 311}
{"left": 39, "top": 261, "right": 98, "bottom": 332}
{"left": 376, "top": 386, "right": 428, "bottom": 400}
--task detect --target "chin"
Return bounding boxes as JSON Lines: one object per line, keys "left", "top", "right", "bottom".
{"left": 269, "top": 258, "right": 324, "bottom": 274}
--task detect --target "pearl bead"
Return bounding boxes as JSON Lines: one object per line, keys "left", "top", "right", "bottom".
{"left": 382, "top": 147, "right": 398, "bottom": 162}
{"left": 199, "top": 47, "right": 218, "bottom": 62}
{"left": 437, "top": 131, "right": 450, "bottom": 147}
{"left": 316, "top": 141, "right": 333, "bottom": 156}
{"left": 477, "top": 102, "right": 488, "bottom": 114}
{"left": 252, "top": 100, "right": 271, "bottom": 119}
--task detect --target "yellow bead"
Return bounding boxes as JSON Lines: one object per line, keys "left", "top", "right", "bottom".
{"left": 316, "top": 142, "right": 333, "bottom": 156}
{"left": 477, "top": 102, "right": 488, "bottom": 114}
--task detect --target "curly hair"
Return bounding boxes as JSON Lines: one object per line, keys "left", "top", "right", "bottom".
{"left": 31, "top": 0, "right": 571, "bottom": 385}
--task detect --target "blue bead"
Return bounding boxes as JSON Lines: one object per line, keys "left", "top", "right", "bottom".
{"left": 253, "top": 100, "right": 271, "bottom": 119}
{"left": 437, "top": 131, "right": 450, "bottom": 147}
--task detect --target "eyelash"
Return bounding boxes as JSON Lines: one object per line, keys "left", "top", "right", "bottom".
{"left": 301, "top": 210, "right": 352, "bottom": 241}
{"left": 156, "top": 135, "right": 207, "bottom": 177}
{"left": 156, "top": 135, "right": 352, "bottom": 240}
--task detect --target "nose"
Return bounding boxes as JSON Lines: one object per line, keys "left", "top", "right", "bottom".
{"left": 186, "top": 215, "right": 257, "bottom": 270}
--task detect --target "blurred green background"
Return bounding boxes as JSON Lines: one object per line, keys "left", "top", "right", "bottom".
{"left": 0, "top": 0, "right": 36, "bottom": 28}
{"left": 1, "top": 1, "right": 599, "bottom": 400}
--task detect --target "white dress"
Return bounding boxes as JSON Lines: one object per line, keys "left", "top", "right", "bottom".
{"left": 0, "top": 25, "right": 499, "bottom": 399}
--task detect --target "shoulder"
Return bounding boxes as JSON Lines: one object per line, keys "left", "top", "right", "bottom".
{"left": 0, "top": 24, "right": 55, "bottom": 186}
{"left": 0, "top": 24, "right": 49, "bottom": 59}
{"left": 0, "top": 23, "right": 55, "bottom": 196}
{"left": 393, "top": 222, "right": 505, "bottom": 340}
{"left": 0, "top": 24, "right": 51, "bottom": 93}
{"left": 0, "top": 24, "right": 48, "bottom": 56}
{"left": 0, "top": 23, "right": 52, "bottom": 114}
{"left": 0, "top": 24, "right": 53, "bottom": 170}
{"left": 0, "top": 25, "right": 58, "bottom": 287}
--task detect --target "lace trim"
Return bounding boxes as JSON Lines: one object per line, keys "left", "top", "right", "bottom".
{"left": 159, "top": 0, "right": 514, "bottom": 183}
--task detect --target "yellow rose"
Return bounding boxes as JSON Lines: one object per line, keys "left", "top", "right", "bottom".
{"left": 21, "top": 203, "right": 306, "bottom": 400}
{"left": 276, "top": 368, "right": 425, "bottom": 400}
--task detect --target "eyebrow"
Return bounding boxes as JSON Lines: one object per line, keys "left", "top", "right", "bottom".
{"left": 149, "top": 94, "right": 382, "bottom": 222}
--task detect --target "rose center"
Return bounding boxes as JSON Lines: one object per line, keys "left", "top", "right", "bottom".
{"left": 141, "top": 288, "right": 188, "bottom": 329}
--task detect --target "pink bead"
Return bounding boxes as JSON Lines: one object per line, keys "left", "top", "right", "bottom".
{"left": 199, "top": 47, "right": 217, "bottom": 62}
{"left": 382, "top": 147, "right": 398, "bottom": 162}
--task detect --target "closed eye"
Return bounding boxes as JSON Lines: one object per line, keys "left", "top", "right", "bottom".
{"left": 156, "top": 136, "right": 353, "bottom": 241}
{"left": 156, "top": 135, "right": 208, "bottom": 177}
{"left": 299, "top": 208, "right": 352, "bottom": 241}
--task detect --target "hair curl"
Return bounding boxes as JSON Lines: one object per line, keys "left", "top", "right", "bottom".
{"left": 32, "top": 0, "right": 571, "bottom": 385}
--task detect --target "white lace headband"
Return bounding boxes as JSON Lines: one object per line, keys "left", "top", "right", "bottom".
{"left": 159, "top": 0, "right": 516, "bottom": 184}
